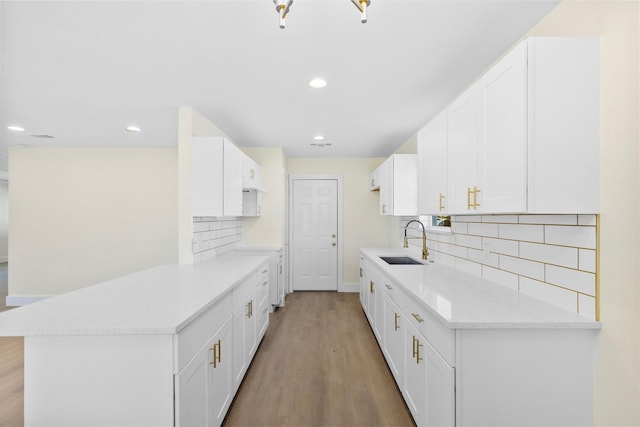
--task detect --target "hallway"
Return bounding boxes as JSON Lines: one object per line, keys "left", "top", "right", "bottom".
{"left": 223, "top": 292, "right": 414, "bottom": 427}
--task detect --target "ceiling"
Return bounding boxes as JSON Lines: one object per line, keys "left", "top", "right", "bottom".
{"left": 0, "top": 0, "right": 560, "bottom": 173}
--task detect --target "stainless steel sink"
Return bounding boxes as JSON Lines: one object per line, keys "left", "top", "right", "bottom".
{"left": 379, "top": 256, "right": 423, "bottom": 265}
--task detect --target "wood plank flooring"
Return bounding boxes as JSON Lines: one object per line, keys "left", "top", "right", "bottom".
{"left": 0, "top": 337, "right": 23, "bottom": 427}
{"left": 223, "top": 292, "right": 414, "bottom": 427}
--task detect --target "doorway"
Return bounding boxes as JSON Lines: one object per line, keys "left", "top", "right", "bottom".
{"left": 290, "top": 176, "right": 342, "bottom": 291}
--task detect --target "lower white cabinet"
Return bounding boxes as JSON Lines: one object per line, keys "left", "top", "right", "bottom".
{"left": 176, "top": 318, "right": 233, "bottom": 427}
{"left": 382, "top": 289, "right": 404, "bottom": 390}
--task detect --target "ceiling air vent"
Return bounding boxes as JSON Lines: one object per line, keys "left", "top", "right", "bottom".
{"left": 29, "top": 134, "right": 55, "bottom": 139}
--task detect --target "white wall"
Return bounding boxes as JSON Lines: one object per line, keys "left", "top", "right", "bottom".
{"left": 0, "top": 181, "right": 8, "bottom": 262}
{"left": 286, "top": 157, "right": 394, "bottom": 286}
{"left": 8, "top": 147, "right": 178, "bottom": 297}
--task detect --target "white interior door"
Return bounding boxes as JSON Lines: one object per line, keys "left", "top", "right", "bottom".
{"left": 291, "top": 179, "right": 338, "bottom": 291}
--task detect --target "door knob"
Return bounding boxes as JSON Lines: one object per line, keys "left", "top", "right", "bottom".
{"left": 332, "top": 242, "right": 336, "bottom": 247}
{"left": 331, "top": 234, "right": 336, "bottom": 238}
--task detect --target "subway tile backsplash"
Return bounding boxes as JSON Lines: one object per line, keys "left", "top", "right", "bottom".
{"left": 401, "top": 214, "right": 598, "bottom": 320}
{"left": 192, "top": 217, "right": 242, "bottom": 264}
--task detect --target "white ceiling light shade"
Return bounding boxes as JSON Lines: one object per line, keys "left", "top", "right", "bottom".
{"left": 309, "top": 78, "right": 327, "bottom": 89}
{"left": 7, "top": 125, "right": 25, "bottom": 132}
{"left": 125, "top": 125, "right": 141, "bottom": 132}
{"left": 273, "top": 0, "right": 293, "bottom": 29}
{"left": 313, "top": 135, "right": 325, "bottom": 141}
{"left": 351, "top": 0, "right": 371, "bottom": 23}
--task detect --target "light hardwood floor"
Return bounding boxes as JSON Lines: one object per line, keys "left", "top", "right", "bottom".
{"left": 0, "top": 291, "right": 413, "bottom": 427}
{"left": 223, "top": 292, "right": 414, "bottom": 427}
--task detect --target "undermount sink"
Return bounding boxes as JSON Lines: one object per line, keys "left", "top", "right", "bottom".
{"left": 379, "top": 256, "right": 424, "bottom": 265}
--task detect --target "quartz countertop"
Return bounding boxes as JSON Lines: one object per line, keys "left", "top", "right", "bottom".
{"left": 0, "top": 253, "right": 269, "bottom": 336}
{"left": 361, "top": 247, "right": 600, "bottom": 330}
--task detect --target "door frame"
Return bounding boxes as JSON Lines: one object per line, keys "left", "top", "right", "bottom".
{"left": 288, "top": 175, "right": 343, "bottom": 292}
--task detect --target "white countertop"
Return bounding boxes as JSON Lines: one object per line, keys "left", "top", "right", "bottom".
{"left": 0, "top": 253, "right": 269, "bottom": 336}
{"left": 361, "top": 248, "right": 600, "bottom": 329}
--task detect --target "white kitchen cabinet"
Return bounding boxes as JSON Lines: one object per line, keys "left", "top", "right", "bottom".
{"left": 417, "top": 111, "right": 448, "bottom": 215}
{"left": 374, "top": 271, "right": 385, "bottom": 344}
{"left": 359, "top": 256, "right": 367, "bottom": 310}
{"left": 242, "top": 189, "right": 263, "bottom": 216}
{"left": 242, "top": 154, "right": 263, "bottom": 190}
{"left": 382, "top": 286, "right": 404, "bottom": 390}
{"left": 191, "top": 137, "right": 252, "bottom": 217}
{"left": 372, "top": 154, "right": 418, "bottom": 216}
{"left": 176, "top": 318, "right": 233, "bottom": 427}
{"left": 369, "top": 166, "right": 380, "bottom": 190}
{"left": 437, "top": 37, "right": 598, "bottom": 215}
{"left": 403, "top": 318, "right": 427, "bottom": 426}
{"left": 191, "top": 136, "right": 224, "bottom": 217}
{"left": 366, "top": 271, "right": 376, "bottom": 327}
{"left": 447, "top": 84, "right": 481, "bottom": 215}
{"left": 223, "top": 139, "right": 244, "bottom": 217}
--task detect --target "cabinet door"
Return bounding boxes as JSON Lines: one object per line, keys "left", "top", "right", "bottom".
{"left": 392, "top": 155, "right": 418, "bottom": 216}
{"left": 418, "top": 112, "right": 448, "bottom": 215}
{"left": 425, "top": 340, "right": 455, "bottom": 427}
{"left": 209, "top": 319, "right": 233, "bottom": 427}
{"left": 448, "top": 85, "right": 481, "bottom": 215}
{"left": 374, "top": 278, "right": 385, "bottom": 344}
{"left": 232, "top": 303, "right": 246, "bottom": 392}
{"left": 480, "top": 41, "right": 527, "bottom": 213}
{"left": 366, "top": 275, "right": 376, "bottom": 327}
{"left": 245, "top": 298, "right": 258, "bottom": 360}
{"left": 404, "top": 320, "right": 427, "bottom": 426}
{"left": 382, "top": 290, "right": 404, "bottom": 390}
{"left": 223, "top": 140, "right": 244, "bottom": 216}
{"left": 242, "top": 155, "right": 263, "bottom": 190}
{"left": 176, "top": 343, "right": 210, "bottom": 427}
{"left": 369, "top": 167, "right": 380, "bottom": 190}
{"left": 242, "top": 190, "right": 262, "bottom": 216}
{"left": 378, "top": 157, "right": 394, "bottom": 215}
{"left": 191, "top": 137, "right": 224, "bottom": 217}
{"left": 359, "top": 257, "right": 367, "bottom": 310}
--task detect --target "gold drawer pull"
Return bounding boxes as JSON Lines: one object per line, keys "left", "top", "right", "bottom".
{"left": 394, "top": 312, "right": 399, "bottom": 331}
{"left": 209, "top": 339, "right": 221, "bottom": 367}
{"left": 370, "top": 281, "right": 374, "bottom": 293}
{"left": 411, "top": 313, "right": 424, "bottom": 323}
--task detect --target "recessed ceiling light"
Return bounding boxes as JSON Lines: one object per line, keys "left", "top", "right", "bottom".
{"left": 309, "top": 78, "right": 327, "bottom": 89}
{"left": 125, "top": 125, "right": 141, "bottom": 132}
{"left": 7, "top": 125, "right": 25, "bottom": 132}
{"left": 313, "top": 135, "right": 325, "bottom": 141}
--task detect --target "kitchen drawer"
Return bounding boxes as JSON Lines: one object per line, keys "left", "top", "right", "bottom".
{"left": 257, "top": 262, "right": 269, "bottom": 287}
{"left": 257, "top": 273, "right": 269, "bottom": 303}
{"left": 394, "top": 286, "right": 455, "bottom": 366}
{"left": 176, "top": 291, "right": 232, "bottom": 373}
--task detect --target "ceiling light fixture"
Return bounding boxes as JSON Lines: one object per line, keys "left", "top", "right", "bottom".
{"left": 125, "top": 125, "right": 141, "bottom": 132}
{"left": 313, "top": 135, "right": 325, "bottom": 141}
{"left": 7, "top": 125, "right": 25, "bottom": 132}
{"left": 309, "top": 78, "right": 327, "bottom": 89}
{"left": 272, "top": 0, "right": 370, "bottom": 28}
{"left": 273, "top": 0, "right": 293, "bottom": 29}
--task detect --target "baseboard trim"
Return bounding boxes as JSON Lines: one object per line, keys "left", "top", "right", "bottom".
{"left": 339, "top": 282, "right": 359, "bottom": 293}
{"left": 5, "top": 295, "right": 51, "bottom": 306}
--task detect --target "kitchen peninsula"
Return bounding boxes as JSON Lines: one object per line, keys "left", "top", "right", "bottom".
{"left": 0, "top": 253, "right": 270, "bottom": 426}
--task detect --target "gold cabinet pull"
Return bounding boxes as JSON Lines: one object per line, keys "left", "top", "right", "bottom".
{"left": 359, "top": 268, "right": 363, "bottom": 278}
{"left": 250, "top": 169, "right": 255, "bottom": 179}
{"left": 439, "top": 193, "right": 445, "bottom": 211}
{"left": 412, "top": 335, "right": 417, "bottom": 359}
{"left": 394, "top": 312, "right": 400, "bottom": 331}
{"left": 411, "top": 313, "right": 424, "bottom": 323}
{"left": 247, "top": 300, "right": 253, "bottom": 318}
{"left": 209, "top": 339, "right": 221, "bottom": 367}
{"left": 473, "top": 186, "right": 481, "bottom": 209}
{"left": 415, "top": 338, "right": 423, "bottom": 364}
{"left": 467, "top": 187, "right": 473, "bottom": 210}
{"left": 369, "top": 280, "right": 374, "bottom": 293}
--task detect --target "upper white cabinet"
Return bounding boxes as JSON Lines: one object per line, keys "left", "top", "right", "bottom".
{"left": 418, "top": 37, "right": 599, "bottom": 215}
{"left": 191, "top": 137, "right": 264, "bottom": 217}
{"left": 417, "top": 111, "right": 448, "bottom": 215}
{"left": 369, "top": 167, "right": 380, "bottom": 190}
{"left": 242, "top": 155, "right": 263, "bottom": 191}
{"left": 372, "top": 154, "right": 417, "bottom": 216}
